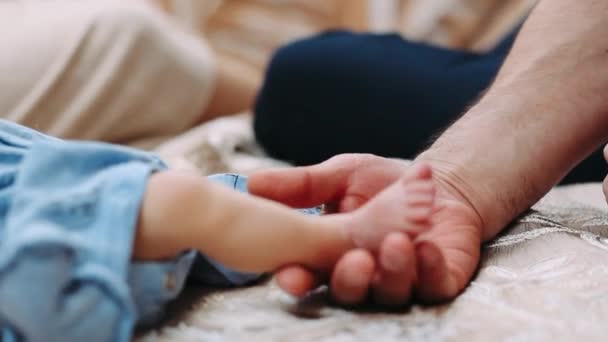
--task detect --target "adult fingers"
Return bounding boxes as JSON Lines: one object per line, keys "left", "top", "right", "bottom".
{"left": 275, "top": 265, "right": 323, "bottom": 298}
{"left": 414, "top": 241, "right": 460, "bottom": 303}
{"left": 248, "top": 156, "right": 354, "bottom": 208}
{"left": 329, "top": 249, "right": 376, "bottom": 306}
{"left": 371, "top": 233, "right": 416, "bottom": 307}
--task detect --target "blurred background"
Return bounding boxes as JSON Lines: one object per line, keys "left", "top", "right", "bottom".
{"left": 154, "top": 0, "right": 537, "bottom": 85}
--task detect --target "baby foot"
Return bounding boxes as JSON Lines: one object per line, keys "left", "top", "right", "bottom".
{"left": 347, "top": 163, "right": 436, "bottom": 250}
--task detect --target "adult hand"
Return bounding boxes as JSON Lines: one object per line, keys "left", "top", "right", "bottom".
{"left": 248, "top": 154, "right": 482, "bottom": 307}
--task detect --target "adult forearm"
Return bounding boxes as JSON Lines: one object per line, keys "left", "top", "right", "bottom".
{"left": 418, "top": 0, "right": 608, "bottom": 241}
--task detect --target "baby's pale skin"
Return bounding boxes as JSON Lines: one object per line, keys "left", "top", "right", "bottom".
{"left": 133, "top": 163, "right": 435, "bottom": 274}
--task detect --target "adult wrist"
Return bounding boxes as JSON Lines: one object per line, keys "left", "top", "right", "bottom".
{"left": 415, "top": 150, "right": 514, "bottom": 242}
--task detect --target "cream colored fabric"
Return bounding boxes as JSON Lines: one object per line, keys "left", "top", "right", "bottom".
{"left": 0, "top": 0, "right": 216, "bottom": 148}
{"left": 166, "top": 0, "right": 533, "bottom": 76}
{"left": 155, "top": 113, "right": 289, "bottom": 175}
{"left": 399, "top": 0, "right": 538, "bottom": 50}
{"left": 203, "top": 0, "right": 365, "bottom": 70}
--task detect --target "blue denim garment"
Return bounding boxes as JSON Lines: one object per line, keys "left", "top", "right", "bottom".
{"left": 0, "top": 120, "right": 296, "bottom": 342}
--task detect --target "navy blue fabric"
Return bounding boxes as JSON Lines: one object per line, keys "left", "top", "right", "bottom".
{"left": 254, "top": 30, "right": 607, "bottom": 184}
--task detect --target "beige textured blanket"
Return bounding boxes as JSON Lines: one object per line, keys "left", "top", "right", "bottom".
{"left": 141, "top": 115, "right": 608, "bottom": 341}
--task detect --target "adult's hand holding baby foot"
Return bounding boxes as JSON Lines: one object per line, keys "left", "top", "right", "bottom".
{"left": 248, "top": 154, "right": 483, "bottom": 307}
{"left": 254, "top": 0, "right": 608, "bottom": 309}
